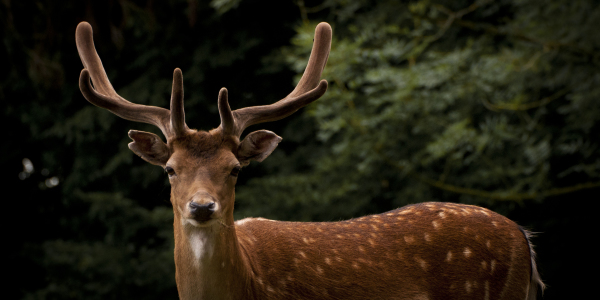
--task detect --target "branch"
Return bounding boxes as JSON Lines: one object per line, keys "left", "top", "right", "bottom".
{"left": 417, "top": 2, "right": 600, "bottom": 64}
{"left": 408, "top": 1, "right": 490, "bottom": 60}
{"left": 450, "top": 19, "right": 600, "bottom": 63}
{"left": 296, "top": 0, "right": 309, "bottom": 23}
{"left": 379, "top": 151, "right": 600, "bottom": 201}
{"left": 415, "top": 174, "right": 600, "bottom": 201}
{"left": 304, "top": 2, "right": 330, "bottom": 13}
{"left": 482, "top": 88, "right": 570, "bottom": 111}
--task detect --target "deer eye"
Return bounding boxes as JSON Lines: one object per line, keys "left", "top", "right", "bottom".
{"left": 230, "top": 166, "right": 241, "bottom": 177}
{"left": 165, "top": 166, "right": 176, "bottom": 177}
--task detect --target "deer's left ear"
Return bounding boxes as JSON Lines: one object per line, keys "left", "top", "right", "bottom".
{"left": 238, "top": 130, "right": 282, "bottom": 165}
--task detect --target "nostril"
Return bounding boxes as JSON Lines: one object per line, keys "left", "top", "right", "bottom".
{"left": 189, "top": 202, "right": 201, "bottom": 212}
{"left": 188, "top": 202, "right": 215, "bottom": 221}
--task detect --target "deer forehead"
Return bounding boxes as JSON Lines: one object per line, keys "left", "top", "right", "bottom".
{"left": 169, "top": 130, "right": 240, "bottom": 163}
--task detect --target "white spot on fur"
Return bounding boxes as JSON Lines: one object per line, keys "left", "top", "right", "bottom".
{"left": 298, "top": 251, "right": 306, "bottom": 258}
{"left": 432, "top": 220, "right": 440, "bottom": 229}
{"left": 302, "top": 237, "right": 316, "bottom": 244}
{"left": 446, "top": 251, "right": 453, "bottom": 262}
{"left": 255, "top": 217, "right": 278, "bottom": 222}
{"left": 424, "top": 233, "right": 431, "bottom": 242}
{"left": 438, "top": 212, "right": 446, "bottom": 219}
{"left": 234, "top": 218, "right": 253, "bottom": 226}
{"left": 404, "top": 235, "right": 415, "bottom": 244}
{"left": 491, "top": 221, "right": 498, "bottom": 227}
{"left": 325, "top": 257, "right": 332, "bottom": 265}
{"left": 415, "top": 256, "right": 428, "bottom": 270}
{"left": 463, "top": 247, "right": 472, "bottom": 258}
{"left": 486, "top": 240, "right": 491, "bottom": 248}
{"left": 490, "top": 260, "right": 496, "bottom": 273}
{"left": 316, "top": 265, "right": 323, "bottom": 274}
{"left": 465, "top": 281, "right": 472, "bottom": 293}
{"left": 484, "top": 280, "right": 490, "bottom": 300}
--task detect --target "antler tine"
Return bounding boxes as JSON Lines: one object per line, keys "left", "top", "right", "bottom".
{"left": 224, "top": 22, "right": 332, "bottom": 137}
{"left": 218, "top": 88, "right": 236, "bottom": 136}
{"left": 170, "top": 68, "right": 188, "bottom": 136}
{"left": 76, "top": 22, "right": 181, "bottom": 139}
{"left": 288, "top": 22, "right": 332, "bottom": 98}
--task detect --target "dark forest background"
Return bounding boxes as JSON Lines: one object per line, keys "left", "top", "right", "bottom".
{"left": 3, "top": 0, "right": 599, "bottom": 299}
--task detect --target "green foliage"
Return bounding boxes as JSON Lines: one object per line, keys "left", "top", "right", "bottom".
{"left": 4, "top": 0, "right": 598, "bottom": 299}
{"left": 28, "top": 193, "right": 175, "bottom": 300}
{"left": 237, "top": 0, "right": 600, "bottom": 223}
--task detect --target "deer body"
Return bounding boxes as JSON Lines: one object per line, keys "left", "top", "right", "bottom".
{"left": 74, "top": 21, "right": 543, "bottom": 300}
{"left": 175, "top": 201, "right": 534, "bottom": 300}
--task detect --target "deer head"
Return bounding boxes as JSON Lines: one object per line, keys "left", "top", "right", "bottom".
{"left": 75, "top": 22, "right": 331, "bottom": 229}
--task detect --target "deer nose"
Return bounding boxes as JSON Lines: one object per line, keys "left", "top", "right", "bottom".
{"left": 189, "top": 202, "right": 216, "bottom": 221}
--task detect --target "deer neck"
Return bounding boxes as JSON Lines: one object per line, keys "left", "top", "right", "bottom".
{"left": 173, "top": 208, "right": 252, "bottom": 300}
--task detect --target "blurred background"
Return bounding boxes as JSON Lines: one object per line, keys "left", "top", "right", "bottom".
{"left": 3, "top": 0, "right": 598, "bottom": 299}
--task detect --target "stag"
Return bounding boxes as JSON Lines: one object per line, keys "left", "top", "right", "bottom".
{"left": 75, "top": 21, "right": 544, "bottom": 300}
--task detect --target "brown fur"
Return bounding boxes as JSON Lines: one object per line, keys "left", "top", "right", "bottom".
{"left": 168, "top": 128, "right": 239, "bottom": 160}
{"left": 154, "top": 128, "right": 543, "bottom": 300}
{"left": 233, "top": 202, "right": 536, "bottom": 300}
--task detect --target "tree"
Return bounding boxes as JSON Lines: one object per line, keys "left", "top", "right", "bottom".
{"left": 235, "top": 0, "right": 600, "bottom": 298}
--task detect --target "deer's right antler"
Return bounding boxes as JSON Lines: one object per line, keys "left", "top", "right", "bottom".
{"left": 218, "top": 22, "right": 332, "bottom": 138}
{"left": 76, "top": 22, "right": 188, "bottom": 139}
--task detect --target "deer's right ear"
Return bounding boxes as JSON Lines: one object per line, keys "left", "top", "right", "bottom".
{"left": 127, "top": 130, "right": 171, "bottom": 166}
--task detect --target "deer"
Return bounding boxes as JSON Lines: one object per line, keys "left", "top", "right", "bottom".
{"left": 75, "top": 21, "right": 544, "bottom": 300}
